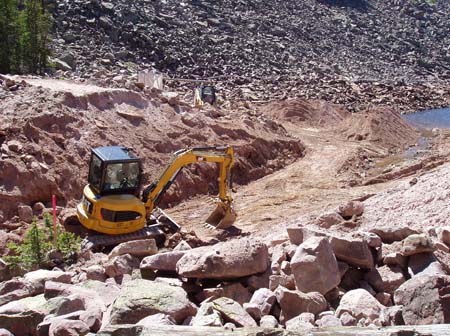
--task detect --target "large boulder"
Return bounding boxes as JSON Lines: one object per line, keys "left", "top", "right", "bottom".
{"left": 364, "top": 265, "right": 405, "bottom": 294}
{"left": 394, "top": 274, "right": 450, "bottom": 324}
{"left": 109, "top": 279, "right": 197, "bottom": 324}
{"left": 44, "top": 281, "right": 106, "bottom": 313}
{"left": 176, "top": 238, "right": 269, "bottom": 279}
{"left": 0, "top": 270, "right": 71, "bottom": 307}
{"left": 24, "top": 270, "right": 72, "bottom": 293}
{"left": 0, "top": 294, "right": 52, "bottom": 336}
{"left": 81, "top": 280, "right": 121, "bottom": 307}
{"left": 329, "top": 234, "right": 374, "bottom": 269}
{"left": 140, "top": 251, "right": 187, "bottom": 272}
{"left": 104, "top": 254, "right": 140, "bottom": 278}
{"left": 336, "top": 289, "right": 385, "bottom": 324}
{"left": 407, "top": 252, "right": 446, "bottom": 277}
{"left": 108, "top": 239, "right": 157, "bottom": 259}
{"left": 0, "top": 278, "right": 39, "bottom": 307}
{"left": 275, "top": 286, "right": 327, "bottom": 323}
{"left": 290, "top": 237, "right": 340, "bottom": 294}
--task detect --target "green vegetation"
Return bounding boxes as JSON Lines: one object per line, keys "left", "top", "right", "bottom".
{"left": 0, "top": 0, "right": 50, "bottom": 74}
{"left": 5, "top": 215, "right": 81, "bottom": 271}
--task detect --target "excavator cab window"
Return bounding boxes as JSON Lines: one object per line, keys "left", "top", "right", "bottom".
{"left": 201, "top": 85, "right": 216, "bottom": 105}
{"left": 88, "top": 146, "right": 142, "bottom": 196}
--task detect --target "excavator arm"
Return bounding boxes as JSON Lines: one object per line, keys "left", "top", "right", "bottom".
{"left": 141, "top": 146, "right": 236, "bottom": 229}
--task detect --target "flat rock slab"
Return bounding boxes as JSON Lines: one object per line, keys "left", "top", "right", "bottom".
{"left": 97, "top": 324, "right": 450, "bottom": 336}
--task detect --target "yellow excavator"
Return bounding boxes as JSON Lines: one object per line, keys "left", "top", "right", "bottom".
{"left": 68, "top": 145, "right": 236, "bottom": 248}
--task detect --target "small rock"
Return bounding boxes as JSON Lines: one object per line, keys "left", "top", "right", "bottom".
{"left": 269, "top": 274, "right": 295, "bottom": 291}
{"left": 173, "top": 241, "right": 192, "bottom": 251}
{"left": 439, "top": 227, "right": 450, "bottom": 245}
{"left": 375, "top": 292, "right": 392, "bottom": 306}
{"left": 285, "top": 316, "right": 314, "bottom": 332}
{"left": 337, "top": 201, "right": 364, "bottom": 218}
{"left": 7, "top": 140, "right": 22, "bottom": 152}
{"left": 211, "top": 297, "right": 257, "bottom": 327}
{"left": 17, "top": 205, "right": 33, "bottom": 222}
{"left": 136, "top": 313, "right": 176, "bottom": 327}
{"left": 49, "top": 319, "right": 89, "bottom": 336}
{"left": 370, "top": 226, "right": 419, "bottom": 244}
{"left": 85, "top": 265, "right": 106, "bottom": 282}
{"left": 259, "top": 315, "right": 279, "bottom": 328}
{"left": 316, "top": 314, "right": 342, "bottom": 328}
{"left": 286, "top": 226, "right": 303, "bottom": 245}
{"left": 339, "top": 311, "right": 357, "bottom": 326}
{"left": 401, "top": 234, "right": 435, "bottom": 256}
{"left": 316, "top": 212, "right": 343, "bottom": 228}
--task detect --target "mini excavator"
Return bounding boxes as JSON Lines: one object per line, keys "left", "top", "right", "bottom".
{"left": 194, "top": 85, "right": 217, "bottom": 107}
{"left": 68, "top": 145, "right": 236, "bottom": 248}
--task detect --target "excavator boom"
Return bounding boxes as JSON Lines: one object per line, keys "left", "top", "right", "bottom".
{"left": 142, "top": 146, "right": 236, "bottom": 229}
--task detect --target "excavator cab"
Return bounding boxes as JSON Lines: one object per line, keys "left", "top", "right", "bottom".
{"left": 194, "top": 85, "right": 216, "bottom": 106}
{"left": 88, "top": 146, "right": 141, "bottom": 196}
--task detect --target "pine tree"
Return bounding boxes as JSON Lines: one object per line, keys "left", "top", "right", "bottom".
{"left": 20, "top": 0, "right": 50, "bottom": 73}
{"left": 0, "top": 0, "right": 21, "bottom": 73}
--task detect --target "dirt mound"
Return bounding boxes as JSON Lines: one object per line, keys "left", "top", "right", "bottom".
{"left": 337, "top": 108, "right": 419, "bottom": 150}
{"left": 0, "top": 79, "right": 304, "bottom": 221}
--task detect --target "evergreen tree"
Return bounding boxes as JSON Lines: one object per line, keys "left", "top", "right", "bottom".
{"left": 0, "top": 0, "right": 21, "bottom": 73}
{"left": 21, "top": 0, "right": 50, "bottom": 73}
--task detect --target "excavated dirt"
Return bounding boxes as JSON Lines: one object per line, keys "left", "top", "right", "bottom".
{"left": 0, "top": 77, "right": 303, "bottom": 223}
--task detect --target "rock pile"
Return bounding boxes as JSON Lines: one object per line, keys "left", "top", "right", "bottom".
{"left": 1, "top": 198, "right": 449, "bottom": 335}
{"left": 49, "top": 0, "right": 450, "bottom": 111}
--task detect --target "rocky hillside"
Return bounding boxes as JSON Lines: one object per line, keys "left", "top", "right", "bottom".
{"left": 50, "top": 0, "right": 450, "bottom": 111}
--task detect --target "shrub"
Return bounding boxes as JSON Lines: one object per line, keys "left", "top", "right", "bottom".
{"left": 5, "top": 214, "right": 81, "bottom": 271}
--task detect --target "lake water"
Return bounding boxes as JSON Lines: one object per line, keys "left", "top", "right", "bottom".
{"left": 403, "top": 107, "right": 450, "bottom": 129}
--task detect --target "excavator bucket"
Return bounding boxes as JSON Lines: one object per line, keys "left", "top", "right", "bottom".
{"left": 205, "top": 203, "right": 237, "bottom": 229}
